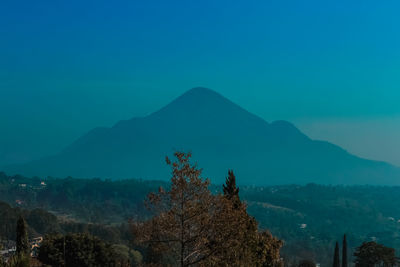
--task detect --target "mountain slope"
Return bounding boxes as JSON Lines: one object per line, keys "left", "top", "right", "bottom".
{"left": 4, "top": 87, "right": 400, "bottom": 185}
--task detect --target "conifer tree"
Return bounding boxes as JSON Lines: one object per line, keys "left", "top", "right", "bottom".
{"left": 223, "top": 170, "right": 240, "bottom": 208}
{"left": 342, "top": 234, "right": 347, "bottom": 267}
{"left": 220, "top": 170, "right": 254, "bottom": 264}
{"left": 38, "top": 233, "right": 118, "bottom": 266}
{"left": 220, "top": 169, "right": 283, "bottom": 266}
{"left": 16, "top": 216, "right": 29, "bottom": 256}
{"left": 333, "top": 241, "right": 340, "bottom": 267}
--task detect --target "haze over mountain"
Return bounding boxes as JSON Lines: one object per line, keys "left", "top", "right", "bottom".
{"left": 4, "top": 88, "right": 400, "bottom": 185}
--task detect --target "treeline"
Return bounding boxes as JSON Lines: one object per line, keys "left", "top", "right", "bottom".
{"left": 0, "top": 172, "right": 161, "bottom": 223}
{"left": 242, "top": 184, "right": 400, "bottom": 264}
{"left": 331, "top": 234, "right": 398, "bottom": 267}
{"left": 0, "top": 216, "right": 142, "bottom": 267}
{"left": 0, "top": 201, "right": 131, "bottom": 248}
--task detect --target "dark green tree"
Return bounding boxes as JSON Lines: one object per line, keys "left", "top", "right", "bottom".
{"left": 354, "top": 241, "right": 396, "bottom": 267}
{"left": 223, "top": 170, "right": 240, "bottom": 203}
{"left": 27, "top": 208, "right": 60, "bottom": 234}
{"left": 342, "top": 235, "right": 347, "bottom": 267}
{"left": 16, "top": 216, "right": 29, "bottom": 256}
{"left": 333, "top": 241, "right": 340, "bottom": 267}
{"left": 6, "top": 253, "right": 30, "bottom": 267}
{"left": 38, "top": 233, "right": 119, "bottom": 267}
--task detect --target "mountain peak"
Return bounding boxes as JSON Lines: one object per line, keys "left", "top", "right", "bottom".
{"left": 176, "top": 87, "right": 226, "bottom": 103}
{"left": 186, "top": 87, "right": 218, "bottom": 95}
{"left": 150, "top": 87, "right": 246, "bottom": 120}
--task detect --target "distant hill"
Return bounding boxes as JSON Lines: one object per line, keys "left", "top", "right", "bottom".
{"left": 4, "top": 87, "right": 400, "bottom": 185}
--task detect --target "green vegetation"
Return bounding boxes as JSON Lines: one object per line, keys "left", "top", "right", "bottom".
{"left": 16, "top": 217, "right": 29, "bottom": 256}
{"left": 4, "top": 253, "right": 30, "bottom": 267}
{"left": 2, "top": 169, "right": 400, "bottom": 265}
{"left": 0, "top": 172, "right": 160, "bottom": 223}
{"left": 38, "top": 233, "right": 138, "bottom": 266}
{"left": 353, "top": 241, "right": 396, "bottom": 267}
{"left": 241, "top": 184, "right": 400, "bottom": 265}
{"left": 0, "top": 201, "right": 129, "bottom": 246}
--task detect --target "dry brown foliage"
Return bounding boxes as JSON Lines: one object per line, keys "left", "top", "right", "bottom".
{"left": 131, "top": 152, "right": 282, "bottom": 267}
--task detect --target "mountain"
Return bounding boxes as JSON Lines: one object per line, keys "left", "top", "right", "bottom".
{"left": 4, "top": 87, "right": 400, "bottom": 185}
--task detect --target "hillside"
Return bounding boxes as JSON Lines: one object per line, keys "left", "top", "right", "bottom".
{"left": 2, "top": 173, "right": 400, "bottom": 265}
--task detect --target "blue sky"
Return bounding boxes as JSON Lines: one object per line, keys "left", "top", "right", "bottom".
{"left": 1, "top": 0, "right": 400, "bottom": 166}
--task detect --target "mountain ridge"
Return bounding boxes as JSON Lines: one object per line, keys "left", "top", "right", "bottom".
{"left": 3, "top": 87, "right": 400, "bottom": 185}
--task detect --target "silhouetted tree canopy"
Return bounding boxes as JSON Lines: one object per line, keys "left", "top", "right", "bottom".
{"left": 354, "top": 241, "right": 396, "bottom": 267}
{"left": 16, "top": 216, "right": 29, "bottom": 256}
{"left": 333, "top": 242, "right": 340, "bottom": 267}
{"left": 223, "top": 170, "right": 240, "bottom": 208}
{"left": 342, "top": 234, "right": 348, "bottom": 267}
{"left": 38, "top": 233, "right": 127, "bottom": 267}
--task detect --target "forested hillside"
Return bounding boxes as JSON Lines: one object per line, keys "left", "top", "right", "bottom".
{"left": 1, "top": 172, "right": 400, "bottom": 265}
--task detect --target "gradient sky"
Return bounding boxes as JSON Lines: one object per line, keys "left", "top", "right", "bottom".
{"left": 1, "top": 0, "right": 400, "bottom": 166}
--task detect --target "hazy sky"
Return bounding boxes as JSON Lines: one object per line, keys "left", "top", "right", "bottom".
{"left": 1, "top": 0, "right": 400, "bottom": 166}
